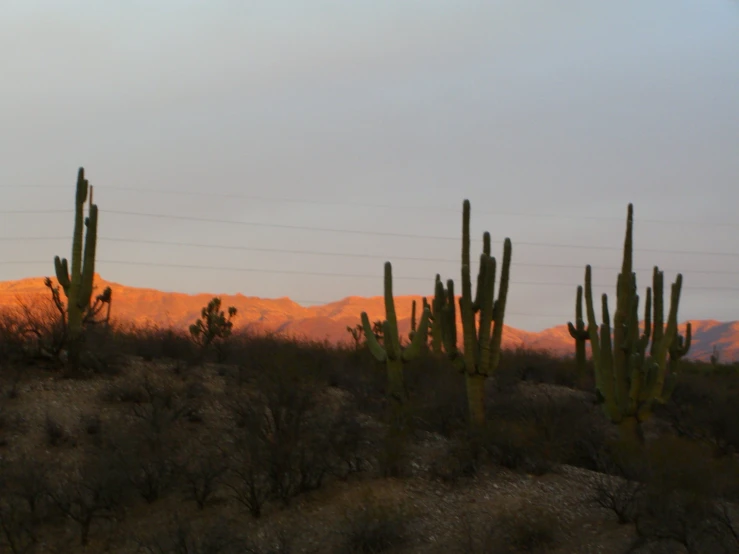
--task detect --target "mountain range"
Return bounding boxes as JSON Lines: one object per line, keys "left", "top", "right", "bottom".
{"left": 0, "top": 275, "right": 736, "bottom": 362}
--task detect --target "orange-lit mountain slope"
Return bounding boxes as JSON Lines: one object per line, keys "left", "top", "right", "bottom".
{"left": 0, "top": 275, "right": 736, "bottom": 361}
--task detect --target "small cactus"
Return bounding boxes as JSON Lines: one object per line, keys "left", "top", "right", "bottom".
{"left": 361, "top": 262, "right": 431, "bottom": 404}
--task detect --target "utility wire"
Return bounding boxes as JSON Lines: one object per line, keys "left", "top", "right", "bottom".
{"left": 1, "top": 258, "right": 737, "bottom": 291}
{"left": 93, "top": 209, "right": 739, "bottom": 258}
{"left": 1, "top": 236, "right": 738, "bottom": 275}
{"left": 3, "top": 185, "right": 737, "bottom": 229}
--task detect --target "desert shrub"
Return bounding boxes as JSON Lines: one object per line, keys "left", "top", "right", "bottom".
{"left": 189, "top": 297, "right": 237, "bottom": 363}
{"left": 126, "top": 375, "right": 200, "bottom": 438}
{"left": 225, "top": 364, "right": 366, "bottom": 510}
{"left": 102, "top": 417, "right": 181, "bottom": 504}
{"left": 592, "top": 457, "right": 645, "bottom": 525}
{"left": 404, "top": 354, "right": 468, "bottom": 437}
{"left": 458, "top": 505, "right": 560, "bottom": 553}
{"left": 623, "top": 436, "right": 739, "bottom": 553}
{"left": 135, "top": 516, "right": 251, "bottom": 554}
{"left": 340, "top": 493, "right": 411, "bottom": 554}
{"left": 494, "top": 347, "right": 582, "bottom": 389}
{"left": 117, "top": 324, "right": 195, "bottom": 362}
{"left": 428, "top": 436, "right": 481, "bottom": 483}
{"left": 657, "top": 370, "right": 739, "bottom": 457}
{"left": 44, "top": 411, "right": 72, "bottom": 447}
{"left": 476, "top": 389, "right": 602, "bottom": 474}
{"left": 46, "top": 453, "right": 130, "bottom": 546}
{"left": 0, "top": 495, "right": 38, "bottom": 554}
{"left": 179, "top": 438, "right": 229, "bottom": 510}
{"left": 497, "top": 505, "right": 560, "bottom": 553}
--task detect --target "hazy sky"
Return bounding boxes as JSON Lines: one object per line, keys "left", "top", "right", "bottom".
{"left": 1, "top": 0, "right": 738, "bottom": 331}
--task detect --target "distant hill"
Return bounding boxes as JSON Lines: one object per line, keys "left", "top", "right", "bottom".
{"left": 0, "top": 275, "right": 735, "bottom": 362}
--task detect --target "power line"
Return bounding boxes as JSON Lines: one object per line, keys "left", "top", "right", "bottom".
{"left": 5, "top": 184, "right": 737, "bottom": 229}
{"left": 98, "top": 209, "right": 739, "bottom": 258}
{"left": 2, "top": 235, "right": 739, "bottom": 275}
{"left": 76, "top": 259, "right": 737, "bottom": 291}
{"left": 0, "top": 209, "right": 72, "bottom": 215}
{"left": 3, "top": 258, "right": 737, "bottom": 290}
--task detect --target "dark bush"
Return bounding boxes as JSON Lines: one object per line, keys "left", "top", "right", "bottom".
{"left": 340, "top": 494, "right": 411, "bottom": 554}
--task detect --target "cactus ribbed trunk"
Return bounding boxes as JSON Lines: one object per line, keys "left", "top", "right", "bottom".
{"left": 465, "top": 374, "right": 486, "bottom": 426}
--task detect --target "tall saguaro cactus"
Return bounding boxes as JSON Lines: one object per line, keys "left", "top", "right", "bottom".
{"left": 567, "top": 285, "right": 590, "bottom": 381}
{"left": 440, "top": 200, "right": 512, "bottom": 426}
{"left": 582, "top": 203, "right": 690, "bottom": 445}
{"left": 361, "top": 262, "right": 431, "bottom": 403}
{"left": 54, "top": 168, "right": 105, "bottom": 369}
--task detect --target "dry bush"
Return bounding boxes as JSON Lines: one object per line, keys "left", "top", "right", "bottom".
{"left": 115, "top": 323, "right": 195, "bottom": 362}
{"left": 339, "top": 492, "right": 412, "bottom": 554}
{"left": 179, "top": 438, "right": 230, "bottom": 510}
{"left": 456, "top": 505, "right": 560, "bottom": 554}
{"left": 476, "top": 390, "right": 604, "bottom": 475}
{"left": 404, "top": 354, "right": 468, "bottom": 437}
{"left": 657, "top": 370, "right": 739, "bottom": 458}
{"left": 495, "top": 347, "right": 586, "bottom": 390}
{"left": 625, "top": 436, "right": 739, "bottom": 553}
{"left": 45, "top": 453, "right": 130, "bottom": 546}
{"left": 135, "top": 515, "right": 251, "bottom": 554}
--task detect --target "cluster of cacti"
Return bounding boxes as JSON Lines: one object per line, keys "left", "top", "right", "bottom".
{"left": 407, "top": 299, "right": 430, "bottom": 351}
{"left": 53, "top": 168, "right": 112, "bottom": 369}
{"left": 361, "top": 262, "right": 431, "bottom": 403}
{"left": 438, "top": 200, "right": 512, "bottom": 425}
{"left": 361, "top": 201, "right": 511, "bottom": 424}
{"left": 578, "top": 203, "right": 691, "bottom": 444}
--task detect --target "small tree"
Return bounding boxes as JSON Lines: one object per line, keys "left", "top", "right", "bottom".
{"left": 189, "top": 297, "right": 237, "bottom": 362}
{"left": 346, "top": 324, "right": 365, "bottom": 351}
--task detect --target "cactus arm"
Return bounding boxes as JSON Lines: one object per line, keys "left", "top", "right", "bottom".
{"left": 402, "top": 307, "right": 431, "bottom": 361}
{"left": 79, "top": 202, "right": 98, "bottom": 309}
{"left": 650, "top": 267, "right": 664, "bottom": 358}
{"left": 429, "top": 275, "right": 444, "bottom": 354}
{"left": 381, "top": 262, "right": 402, "bottom": 360}
{"left": 476, "top": 255, "right": 496, "bottom": 376}
{"left": 598, "top": 294, "right": 620, "bottom": 422}
{"left": 440, "top": 279, "right": 459, "bottom": 358}
{"left": 583, "top": 265, "right": 602, "bottom": 366}
{"left": 488, "top": 238, "right": 511, "bottom": 373}
{"left": 361, "top": 312, "right": 387, "bottom": 362}
{"left": 54, "top": 256, "right": 71, "bottom": 294}
{"left": 70, "top": 168, "right": 88, "bottom": 286}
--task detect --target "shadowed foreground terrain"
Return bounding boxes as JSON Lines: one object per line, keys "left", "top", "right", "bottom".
{"left": 1, "top": 314, "right": 739, "bottom": 554}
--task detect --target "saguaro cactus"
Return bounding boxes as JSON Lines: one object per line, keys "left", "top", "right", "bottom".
{"left": 567, "top": 285, "right": 590, "bottom": 381}
{"left": 54, "top": 168, "right": 109, "bottom": 369}
{"left": 440, "top": 200, "right": 512, "bottom": 426}
{"left": 361, "top": 262, "right": 431, "bottom": 403}
{"left": 582, "top": 204, "right": 690, "bottom": 445}
{"left": 408, "top": 299, "right": 430, "bottom": 352}
{"left": 426, "top": 275, "right": 445, "bottom": 355}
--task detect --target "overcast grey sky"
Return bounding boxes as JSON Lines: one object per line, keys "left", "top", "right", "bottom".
{"left": 1, "top": 0, "right": 738, "bottom": 331}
